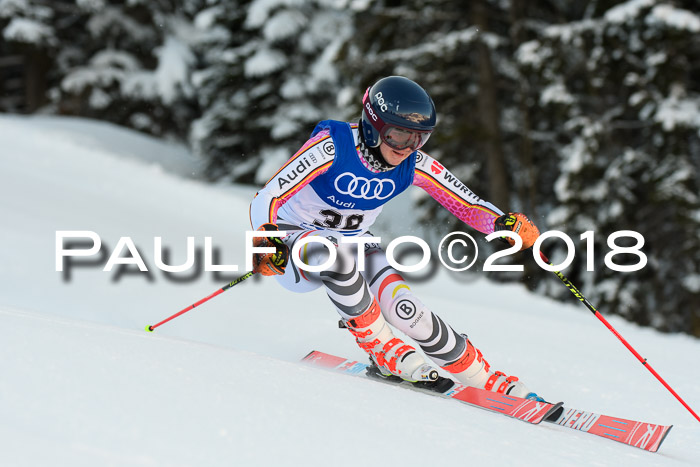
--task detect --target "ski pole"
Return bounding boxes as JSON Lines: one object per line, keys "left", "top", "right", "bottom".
{"left": 539, "top": 251, "right": 700, "bottom": 423}
{"left": 145, "top": 272, "right": 255, "bottom": 332}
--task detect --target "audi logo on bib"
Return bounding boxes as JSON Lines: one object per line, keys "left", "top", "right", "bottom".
{"left": 334, "top": 172, "right": 396, "bottom": 200}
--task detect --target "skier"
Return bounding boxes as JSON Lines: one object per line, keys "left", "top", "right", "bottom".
{"left": 249, "top": 76, "right": 543, "bottom": 400}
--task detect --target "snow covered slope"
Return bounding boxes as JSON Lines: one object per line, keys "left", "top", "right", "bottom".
{"left": 0, "top": 115, "right": 698, "bottom": 466}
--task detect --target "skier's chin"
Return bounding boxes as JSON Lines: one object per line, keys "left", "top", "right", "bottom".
{"left": 381, "top": 146, "right": 411, "bottom": 165}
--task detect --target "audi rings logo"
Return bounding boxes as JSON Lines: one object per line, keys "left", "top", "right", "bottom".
{"left": 334, "top": 172, "right": 396, "bottom": 200}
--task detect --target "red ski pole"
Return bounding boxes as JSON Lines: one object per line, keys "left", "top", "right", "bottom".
{"left": 539, "top": 251, "right": 700, "bottom": 423}
{"left": 145, "top": 272, "right": 255, "bottom": 332}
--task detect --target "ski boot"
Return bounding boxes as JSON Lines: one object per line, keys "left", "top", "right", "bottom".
{"left": 443, "top": 337, "right": 544, "bottom": 401}
{"left": 342, "top": 299, "right": 440, "bottom": 383}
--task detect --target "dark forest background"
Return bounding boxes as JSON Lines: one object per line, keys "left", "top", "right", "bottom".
{"left": 2, "top": 0, "right": 699, "bottom": 336}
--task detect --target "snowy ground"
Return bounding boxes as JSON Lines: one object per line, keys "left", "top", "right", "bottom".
{"left": 0, "top": 114, "right": 698, "bottom": 466}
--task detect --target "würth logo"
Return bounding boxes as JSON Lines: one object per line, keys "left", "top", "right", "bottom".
{"left": 431, "top": 161, "right": 444, "bottom": 174}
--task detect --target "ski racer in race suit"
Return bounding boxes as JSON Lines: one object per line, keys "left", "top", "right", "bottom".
{"left": 249, "top": 76, "right": 543, "bottom": 399}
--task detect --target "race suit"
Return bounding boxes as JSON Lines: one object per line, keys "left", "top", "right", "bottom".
{"left": 249, "top": 119, "right": 504, "bottom": 368}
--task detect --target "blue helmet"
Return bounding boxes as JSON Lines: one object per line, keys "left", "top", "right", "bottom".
{"left": 361, "top": 76, "right": 437, "bottom": 151}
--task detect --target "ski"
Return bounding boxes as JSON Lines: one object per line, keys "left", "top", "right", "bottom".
{"left": 544, "top": 405, "right": 672, "bottom": 452}
{"left": 302, "top": 350, "right": 672, "bottom": 452}
{"left": 302, "top": 350, "right": 562, "bottom": 425}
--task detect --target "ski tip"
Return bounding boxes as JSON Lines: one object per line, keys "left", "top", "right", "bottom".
{"left": 301, "top": 350, "right": 318, "bottom": 361}
{"left": 145, "top": 325, "right": 154, "bottom": 332}
{"left": 654, "top": 425, "right": 673, "bottom": 453}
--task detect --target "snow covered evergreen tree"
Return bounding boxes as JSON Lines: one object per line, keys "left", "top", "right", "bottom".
{"left": 189, "top": 0, "right": 352, "bottom": 182}
{"left": 0, "top": 0, "right": 56, "bottom": 111}
{"left": 0, "top": 0, "right": 54, "bottom": 43}
{"left": 50, "top": 0, "right": 205, "bottom": 139}
{"left": 516, "top": 0, "right": 700, "bottom": 334}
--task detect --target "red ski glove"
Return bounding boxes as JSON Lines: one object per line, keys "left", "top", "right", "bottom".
{"left": 494, "top": 212, "right": 540, "bottom": 250}
{"left": 252, "top": 223, "right": 289, "bottom": 276}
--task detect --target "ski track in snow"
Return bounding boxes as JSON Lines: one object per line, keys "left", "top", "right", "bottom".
{"left": 0, "top": 114, "right": 698, "bottom": 466}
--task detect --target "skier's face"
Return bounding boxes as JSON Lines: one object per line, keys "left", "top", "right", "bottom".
{"left": 380, "top": 142, "right": 413, "bottom": 166}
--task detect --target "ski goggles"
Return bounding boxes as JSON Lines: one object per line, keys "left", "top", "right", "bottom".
{"left": 380, "top": 126, "right": 432, "bottom": 151}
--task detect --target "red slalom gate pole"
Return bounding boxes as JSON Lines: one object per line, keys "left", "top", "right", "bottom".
{"left": 539, "top": 251, "right": 700, "bottom": 423}
{"left": 146, "top": 272, "right": 255, "bottom": 332}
